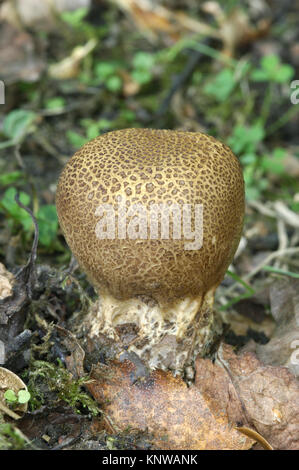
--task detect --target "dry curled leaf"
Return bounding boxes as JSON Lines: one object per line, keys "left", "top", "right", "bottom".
{"left": 112, "top": 0, "right": 269, "bottom": 55}
{"left": 0, "top": 0, "right": 91, "bottom": 31}
{"left": 202, "top": 1, "right": 270, "bottom": 56}
{"left": 235, "top": 426, "right": 273, "bottom": 450}
{"left": 48, "top": 39, "right": 97, "bottom": 79}
{"left": 0, "top": 22, "right": 44, "bottom": 84}
{"left": 198, "top": 344, "right": 299, "bottom": 450}
{"left": 0, "top": 263, "right": 14, "bottom": 300}
{"left": 111, "top": 0, "right": 220, "bottom": 43}
{"left": 255, "top": 278, "right": 299, "bottom": 378}
{"left": 54, "top": 325, "right": 85, "bottom": 379}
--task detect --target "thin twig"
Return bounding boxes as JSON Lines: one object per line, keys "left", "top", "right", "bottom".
{"left": 154, "top": 38, "right": 212, "bottom": 119}
{"left": 0, "top": 401, "right": 22, "bottom": 420}
{"left": 226, "top": 247, "right": 299, "bottom": 296}
{"left": 276, "top": 218, "right": 288, "bottom": 269}
{"left": 14, "top": 193, "right": 39, "bottom": 299}
{"left": 243, "top": 247, "right": 299, "bottom": 282}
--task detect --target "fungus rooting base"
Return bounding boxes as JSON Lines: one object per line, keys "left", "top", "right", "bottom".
{"left": 56, "top": 129, "right": 244, "bottom": 374}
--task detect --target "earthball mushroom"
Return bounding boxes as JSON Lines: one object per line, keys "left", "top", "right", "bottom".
{"left": 56, "top": 128, "right": 244, "bottom": 373}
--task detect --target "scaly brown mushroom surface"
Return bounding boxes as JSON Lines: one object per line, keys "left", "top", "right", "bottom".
{"left": 56, "top": 128, "right": 244, "bottom": 373}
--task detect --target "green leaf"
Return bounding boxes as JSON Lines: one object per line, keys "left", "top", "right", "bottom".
{"left": 261, "top": 148, "right": 286, "bottom": 174}
{"left": 61, "top": 7, "right": 88, "bottom": 27}
{"left": 275, "top": 64, "right": 294, "bottom": 83}
{"left": 97, "top": 118, "right": 113, "bottom": 130}
{"left": 0, "top": 187, "right": 32, "bottom": 230}
{"left": 132, "top": 52, "right": 155, "bottom": 70}
{"left": 86, "top": 122, "right": 101, "bottom": 140}
{"left": 67, "top": 130, "right": 89, "bottom": 148}
{"left": 228, "top": 123, "right": 265, "bottom": 155}
{"left": 45, "top": 97, "right": 66, "bottom": 110}
{"left": 131, "top": 69, "right": 152, "bottom": 85}
{"left": 261, "top": 54, "right": 280, "bottom": 73}
{"left": 261, "top": 158, "right": 283, "bottom": 174}
{"left": 4, "top": 390, "right": 17, "bottom": 403}
{"left": 219, "top": 291, "right": 254, "bottom": 311}
{"left": 272, "top": 147, "right": 286, "bottom": 160}
{"left": 220, "top": 272, "right": 255, "bottom": 311}
{"left": 226, "top": 270, "right": 255, "bottom": 294}
{"left": 248, "top": 123, "right": 265, "bottom": 144}
{"left": 251, "top": 55, "right": 294, "bottom": 83}
{"left": 262, "top": 266, "right": 299, "bottom": 279}
{"left": 251, "top": 69, "right": 269, "bottom": 82}
{"left": 105, "top": 75, "right": 122, "bottom": 92}
{"left": 17, "top": 390, "right": 31, "bottom": 404}
{"left": 240, "top": 153, "right": 258, "bottom": 165}
{"left": 119, "top": 109, "right": 136, "bottom": 122}
{"left": 3, "top": 109, "right": 36, "bottom": 142}
{"left": 37, "top": 205, "right": 58, "bottom": 247}
{"left": 204, "top": 69, "right": 235, "bottom": 102}
{"left": 191, "top": 70, "right": 202, "bottom": 85}
{"left": 291, "top": 201, "right": 299, "bottom": 212}
{"left": 94, "top": 62, "right": 118, "bottom": 80}
{"left": 0, "top": 171, "right": 23, "bottom": 186}
{"left": 245, "top": 185, "right": 263, "bottom": 201}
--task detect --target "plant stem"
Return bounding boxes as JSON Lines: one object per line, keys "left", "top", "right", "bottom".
{"left": 266, "top": 104, "right": 299, "bottom": 135}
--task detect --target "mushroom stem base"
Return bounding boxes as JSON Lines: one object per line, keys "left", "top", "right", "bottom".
{"left": 84, "top": 291, "right": 222, "bottom": 374}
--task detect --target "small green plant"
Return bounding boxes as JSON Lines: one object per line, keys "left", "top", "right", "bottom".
{"left": 228, "top": 121, "right": 265, "bottom": 156}
{"left": 67, "top": 118, "right": 114, "bottom": 148}
{"left": 220, "top": 270, "right": 255, "bottom": 311}
{"left": 0, "top": 187, "right": 58, "bottom": 247}
{"left": 251, "top": 54, "right": 294, "bottom": 84}
{"left": 227, "top": 123, "right": 288, "bottom": 200}
{"left": 251, "top": 54, "right": 295, "bottom": 124}
{"left": 60, "top": 7, "right": 89, "bottom": 28}
{"left": 0, "top": 171, "right": 23, "bottom": 186}
{"left": 260, "top": 147, "right": 286, "bottom": 174}
{"left": 36, "top": 204, "right": 59, "bottom": 247}
{"left": 60, "top": 6, "right": 99, "bottom": 38}
{"left": 131, "top": 51, "right": 155, "bottom": 85}
{"left": 91, "top": 51, "right": 155, "bottom": 93}
{"left": 0, "top": 109, "right": 37, "bottom": 149}
{"left": 26, "top": 360, "right": 99, "bottom": 416}
{"left": 44, "top": 97, "right": 66, "bottom": 111}
{"left": 66, "top": 109, "right": 139, "bottom": 150}
{"left": 0, "top": 187, "right": 33, "bottom": 232}
{"left": 204, "top": 69, "right": 236, "bottom": 102}
{"left": 0, "top": 423, "right": 28, "bottom": 450}
{"left": 106, "top": 436, "right": 118, "bottom": 450}
{"left": 94, "top": 61, "right": 123, "bottom": 92}
{"left": 262, "top": 266, "right": 299, "bottom": 279}
{"left": 60, "top": 5, "right": 107, "bottom": 48}
{"left": 4, "top": 389, "right": 31, "bottom": 406}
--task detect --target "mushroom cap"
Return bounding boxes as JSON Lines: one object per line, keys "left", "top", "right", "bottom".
{"left": 56, "top": 128, "right": 244, "bottom": 303}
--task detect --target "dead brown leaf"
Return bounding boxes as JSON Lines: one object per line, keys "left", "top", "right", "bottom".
{"left": 0, "top": 0, "right": 91, "bottom": 31}
{"left": 111, "top": 0, "right": 220, "bottom": 43}
{"left": 0, "top": 22, "right": 44, "bottom": 84}
{"left": 200, "top": 344, "right": 299, "bottom": 450}
{"left": 86, "top": 341, "right": 299, "bottom": 450}
{"left": 255, "top": 278, "right": 299, "bottom": 378}
{"left": 0, "top": 263, "right": 14, "bottom": 300}
{"left": 48, "top": 39, "right": 97, "bottom": 80}
{"left": 54, "top": 325, "right": 85, "bottom": 379}
{"left": 87, "top": 359, "right": 254, "bottom": 450}
{"left": 112, "top": 0, "right": 270, "bottom": 56}
{"left": 202, "top": 2, "right": 270, "bottom": 56}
